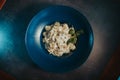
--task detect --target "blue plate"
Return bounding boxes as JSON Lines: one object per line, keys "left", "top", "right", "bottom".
{"left": 25, "top": 5, "right": 94, "bottom": 73}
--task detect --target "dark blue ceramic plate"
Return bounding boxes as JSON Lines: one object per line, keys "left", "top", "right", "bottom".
{"left": 25, "top": 5, "right": 94, "bottom": 73}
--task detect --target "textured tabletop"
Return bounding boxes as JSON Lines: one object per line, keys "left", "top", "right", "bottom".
{"left": 0, "top": 0, "right": 120, "bottom": 80}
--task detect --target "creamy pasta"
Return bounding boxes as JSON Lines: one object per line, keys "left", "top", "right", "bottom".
{"left": 43, "top": 22, "right": 76, "bottom": 57}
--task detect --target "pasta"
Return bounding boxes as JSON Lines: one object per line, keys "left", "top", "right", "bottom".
{"left": 43, "top": 22, "right": 77, "bottom": 57}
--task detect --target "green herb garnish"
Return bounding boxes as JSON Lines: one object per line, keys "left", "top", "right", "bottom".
{"left": 67, "top": 29, "right": 84, "bottom": 44}
{"left": 67, "top": 37, "right": 77, "bottom": 44}
{"left": 76, "top": 29, "right": 84, "bottom": 36}
{"left": 69, "top": 27, "right": 75, "bottom": 35}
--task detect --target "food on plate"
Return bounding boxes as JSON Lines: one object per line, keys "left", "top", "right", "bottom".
{"left": 43, "top": 22, "right": 84, "bottom": 57}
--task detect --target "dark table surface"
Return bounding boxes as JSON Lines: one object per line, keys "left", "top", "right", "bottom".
{"left": 0, "top": 0, "right": 120, "bottom": 80}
